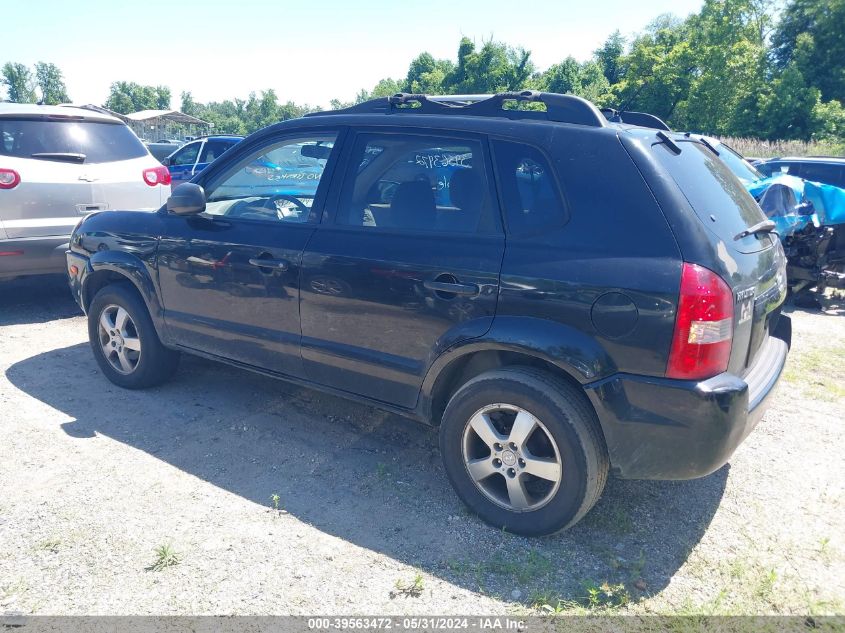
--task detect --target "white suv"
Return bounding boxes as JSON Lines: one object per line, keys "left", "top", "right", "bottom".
{"left": 0, "top": 104, "right": 171, "bottom": 280}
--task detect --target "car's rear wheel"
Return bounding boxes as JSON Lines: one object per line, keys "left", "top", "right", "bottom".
{"left": 88, "top": 283, "right": 179, "bottom": 389}
{"left": 439, "top": 367, "right": 608, "bottom": 536}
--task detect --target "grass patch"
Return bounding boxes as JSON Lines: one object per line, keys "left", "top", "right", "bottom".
{"left": 584, "top": 503, "right": 635, "bottom": 536}
{"left": 147, "top": 543, "right": 181, "bottom": 572}
{"left": 37, "top": 538, "right": 61, "bottom": 553}
{"left": 781, "top": 341, "right": 845, "bottom": 402}
{"left": 529, "top": 580, "right": 632, "bottom": 614}
{"left": 445, "top": 549, "right": 553, "bottom": 587}
{"left": 392, "top": 572, "right": 424, "bottom": 598}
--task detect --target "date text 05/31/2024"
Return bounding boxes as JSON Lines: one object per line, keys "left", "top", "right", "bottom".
{"left": 307, "top": 617, "right": 526, "bottom": 630}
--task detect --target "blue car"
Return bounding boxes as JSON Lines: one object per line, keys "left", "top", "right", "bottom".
{"left": 162, "top": 135, "right": 243, "bottom": 187}
{"left": 696, "top": 135, "right": 845, "bottom": 295}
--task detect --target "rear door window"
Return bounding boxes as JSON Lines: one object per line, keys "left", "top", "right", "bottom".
{"left": 492, "top": 139, "right": 568, "bottom": 234}
{"left": 0, "top": 118, "right": 148, "bottom": 163}
{"left": 652, "top": 139, "right": 769, "bottom": 253}
{"left": 335, "top": 132, "right": 499, "bottom": 233}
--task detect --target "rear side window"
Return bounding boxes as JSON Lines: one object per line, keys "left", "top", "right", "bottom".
{"left": 492, "top": 140, "right": 567, "bottom": 234}
{"left": 653, "top": 140, "right": 768, "bottom": 252}
{"left": 794, "top": 163, "right": 845, "bottom": 188}
{"left": 336, "top": 133, "right": 499, "bottom": 233}
{"left": 0, "top": 118, "right": 148, "bottom": 163}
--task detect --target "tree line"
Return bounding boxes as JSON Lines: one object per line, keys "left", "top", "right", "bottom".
{"left": 3, "top": 0, "right": 843, "bottom": 143}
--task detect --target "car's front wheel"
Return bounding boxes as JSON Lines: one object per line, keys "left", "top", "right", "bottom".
{"left": 88, "top": 283, "right": 179, "bottom": 389}
{"left": 439, "top": 367, "right": 608, "bottom": 536}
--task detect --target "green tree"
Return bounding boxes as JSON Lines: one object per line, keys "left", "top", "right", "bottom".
{"left": 1, "top": 62, "right": 37, "bottom": 103}
{"left": 154, "top": 85, "right": 171, "bottom": 110}
{"left": 757, "top": 63, "right": 820, "bottom": 139}
{"left": 371, "top": 78, "right": 403, "bottom": 98}
{"left": 594, "top": 30, "right": 626, "bottom": 85}
{"left": 445, "top": 39, "right": 534, "bottom": 93}
{"left": 180, "top": 91, "right": 198, "bottom": 116}
{"left": 404, "top": 52, "right": 452, "bottom": 93}
{"left": 773, "top": 0, "right": 845, "bottom": 103}
{"left": 682, "top": 0, "right": 770, "bottom": 135}
{"left": 34, "top": 62, "right": 69, "bottom": 104}
{"left": 611, "top": 15, "right": 695, "bottom": 121}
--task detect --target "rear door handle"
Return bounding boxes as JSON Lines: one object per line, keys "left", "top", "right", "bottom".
{"left": 424, "top": 280, "right": 479, "bottom": 296}
{"left": 249, "top": 257, "right": 289, "bottom": 272}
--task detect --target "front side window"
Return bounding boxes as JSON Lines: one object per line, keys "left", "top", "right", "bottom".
{"left": 171, "top": 142, "right": 200, "bottom": 166}
{"left": 200, "top": 140, "right": 234, "bottom": 164}
{"left": 336, "top": 133, "right": 497, "bottom": 233}
{"left": 492, "top": 139, "right": 568, "bottom": 234}
{"left": 203, "top": 133, "right": 337, "bottom": 224}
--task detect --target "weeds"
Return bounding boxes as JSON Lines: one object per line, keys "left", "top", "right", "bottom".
{"left": 270, "top": 493, "right": 282, "bottom": 512}
{"left": 393, "top": 572, "right": 425, "bottom": 597}
{"left": 148, "top": 543, "right": 181, "bottom": 571}
{"left": 37, "top": 538, "right": 61, "bottom": 553}
{"left": 718, "top": 137, "right": 845, "bottom": 159}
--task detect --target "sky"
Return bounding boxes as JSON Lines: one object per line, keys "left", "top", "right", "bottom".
{"left": 2, "top": 0, "right": 704, "bottom": 109}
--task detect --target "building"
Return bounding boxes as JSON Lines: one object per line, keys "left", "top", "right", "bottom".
{"left": 123, "top": 109, "right": 211, "bottom": 142}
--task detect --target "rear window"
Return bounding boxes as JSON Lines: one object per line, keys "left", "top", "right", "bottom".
{"left": 0, "top": 118, "right": 148, "bottom": 163}
{"left": 653, "top": 140, "right": 769, "bottom": 252}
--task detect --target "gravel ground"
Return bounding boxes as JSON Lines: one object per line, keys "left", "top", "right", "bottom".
{"left": 0, "top": 276, "right": 843, "bottom": 616}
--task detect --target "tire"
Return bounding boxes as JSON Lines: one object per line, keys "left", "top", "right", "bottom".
{"left": 88, "top": 283, "right": 180, "bottom": 389}
{"left": 439, "top": 367, "right": 608, "bottom": 536}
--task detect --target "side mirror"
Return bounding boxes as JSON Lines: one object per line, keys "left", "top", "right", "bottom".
{"left": 167, "top": 183, "right": 206, "bottom": 216}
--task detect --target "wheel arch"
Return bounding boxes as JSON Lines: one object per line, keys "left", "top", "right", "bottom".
{"left": 421, "top": 319, "right": 614, "bottom": 429}
{"left": 82, "top": 252, "right": 166, "bottom": 338}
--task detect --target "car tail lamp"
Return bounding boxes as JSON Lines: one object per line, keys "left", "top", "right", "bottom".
{"left": 143, "top": 166, "right": 171, "bottom": 187}
{"left": 667, "top": 263, "right": 734, "bottom": 380}
{"left": 0, "top": 168, "right": 21, "bottom": 189}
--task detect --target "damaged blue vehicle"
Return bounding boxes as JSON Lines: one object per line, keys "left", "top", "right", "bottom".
{"left": 682, "top": 135, "right": 845, "bottom": 298}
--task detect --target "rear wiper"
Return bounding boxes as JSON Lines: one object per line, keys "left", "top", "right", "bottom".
{"left": 30, "top": 152, "right": 86, "bottom": 163}
{"left": 734, "top": 219, "right": 776, "bottom": 241}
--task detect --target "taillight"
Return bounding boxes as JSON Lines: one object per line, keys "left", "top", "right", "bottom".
{"left": 667, "top": 263, "right": 734, "bottom": 380}
{"left": 143, "top": 165, "right": 171, "bottom": 187}
{"left": 0, "top": 168, "right": 21, "bottom": 189}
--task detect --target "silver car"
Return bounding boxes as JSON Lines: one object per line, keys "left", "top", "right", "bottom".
{"left": 0, "top": 104, "right": 171, "bottom": 280}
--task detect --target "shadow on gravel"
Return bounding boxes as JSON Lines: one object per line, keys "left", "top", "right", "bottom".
{"left": 0, "top": 275, "right": 81, "bottom": 326}
{"left": 7, "top": 342, "right": 728, "bottom": 608}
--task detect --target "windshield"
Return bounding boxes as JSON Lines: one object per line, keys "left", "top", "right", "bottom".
{"left": 0, "top": 118, "right": 148, "bottom": 163}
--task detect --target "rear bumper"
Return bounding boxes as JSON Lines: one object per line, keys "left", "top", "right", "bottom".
{"left": 587, "top": 315, "right": 791, "bottom": 480}
{"left": 0, "top": 235, "right": 70, "bottom": 280}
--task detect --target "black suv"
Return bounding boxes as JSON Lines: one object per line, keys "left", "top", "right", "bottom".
{"left": 67, "top": 92, "right": 790, "bottom": 535}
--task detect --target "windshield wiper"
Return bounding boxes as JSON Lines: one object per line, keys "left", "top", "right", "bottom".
{"left": 30, "top": 152, "right": 86, "bottom": 163}
{"left": 734, "top": 219, "right": 776, "bottom": 241}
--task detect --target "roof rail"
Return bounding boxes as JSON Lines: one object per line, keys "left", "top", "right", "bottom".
{"left": 601, "top": 108, "right": 671, "bottom": 131}
{"left": 306, "top": 91, "right": 608, "bottom": 128}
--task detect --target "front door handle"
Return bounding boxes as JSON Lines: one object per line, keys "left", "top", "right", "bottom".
{"left": 249, "top": 257, "right": 289, "bottom": 272}
{"left": 424, "top": 279, "right": 479, "bottom": 297}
